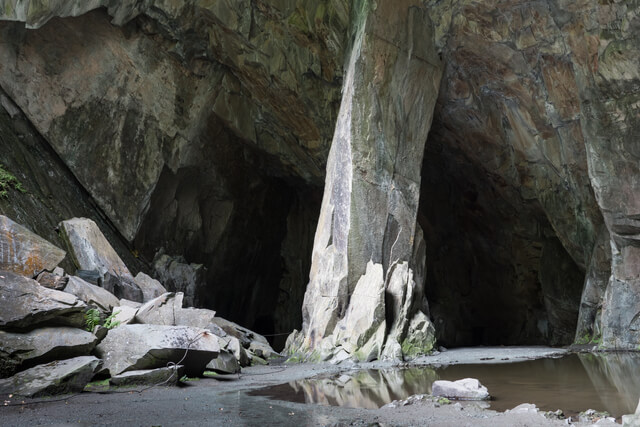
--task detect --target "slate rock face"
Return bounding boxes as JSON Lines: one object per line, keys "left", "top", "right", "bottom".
{"left": 293, "top": 0, "right": 442, "bottom": 361}
{"left": 95, "top": 324, "right": 220, "bottom": 377}
{"left": 0, "top": 356, "right": 100, "bottom": 397}
{"left": 0, "top": 327, "right": 97, "bottom": 378}
{"left": 0, "top": 271, "right": 85, "bottom": 330}
{"left": 0, "top": 215, "right": 66, "bottom": 277}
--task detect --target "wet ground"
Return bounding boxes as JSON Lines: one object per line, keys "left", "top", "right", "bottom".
{"left": 253, "top": 353, "right": 640, "bottom": 418}
{"left": 0, "top": 347, "right": 632, "bottom": 426}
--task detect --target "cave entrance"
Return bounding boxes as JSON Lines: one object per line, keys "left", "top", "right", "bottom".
{"left": 419, "top": 137, "right": 585, "bottom": 348}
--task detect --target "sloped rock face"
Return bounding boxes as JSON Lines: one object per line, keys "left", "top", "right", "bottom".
{"left": 292, "top": 0, "right": 443, "bottom": 361}
{"left": 0, "top": 3, "right": 337, "bottom": 330}
{"left": 2, "top": 0, "right": 640, "bottom": 353}
{"left": 0, "top": 215, "right": 65, "bottom": 277}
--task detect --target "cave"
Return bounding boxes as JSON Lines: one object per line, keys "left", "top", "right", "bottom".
{"left": 419, "top": 128, "right": 585, "bottom": 347}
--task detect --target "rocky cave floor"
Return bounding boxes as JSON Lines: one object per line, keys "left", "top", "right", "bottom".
{"left": 0, "top": 347, "right": 626, "bottom": 427}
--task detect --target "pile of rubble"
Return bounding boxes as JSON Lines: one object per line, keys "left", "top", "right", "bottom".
{"left": 0, "top": 215, "right": 278, "bottom": 397}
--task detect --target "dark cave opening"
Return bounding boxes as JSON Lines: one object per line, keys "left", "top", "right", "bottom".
{"left": 132, "top": 119, "right": 320, "bottom": 351}
{"left": 419, "top": 133, "right": 585, "bottom": 348}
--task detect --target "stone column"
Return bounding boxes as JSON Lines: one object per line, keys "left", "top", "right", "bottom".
{"left": 287, "top": 0, "right": 443, "bottom": 361}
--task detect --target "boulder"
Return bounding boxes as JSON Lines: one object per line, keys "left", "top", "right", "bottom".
{"left": 209, "top": 317, "right": 270, "bottom": 349}
{"left": 102, "top": 272, "right": 143, "bottom": 302}
{"left": 432, "top": 378, "right": 490, "bottom": 401}
{"left": 0, "top": 327, "right": 97, "bottom": 378}
{"left": 134, "top": 272, "right": 167, "bottom": 302}
{"left": 175, "top": 308, "right": 217, "bottom": 330}
{"left": 109, "top": 366, "right": 184, "bottom": 387}
{"left": 222, "top": 335, "right": 250, "bottom": 367}
{"left": 152, "top": 254, "right": 206, "bottom": 307}
{"left": 95, "top": 324, "right": 220, "bottom": 377}
{"left": 112, "top": 305, "right": 137, "bottom": 326}
{"left": 206, "top": 350, "right": 239, "bottom": 374}
{"left": 0, "top": 356, "right": 100, "bottom": 397}
{"left": 63, "top": 276, "right": 119, "bottom": 313}
{"left": 0, "top": 215, "right": 66, "bottom": 277}
{"left": 135, "top": 292, "right": 183, "bottom": 325}
{"left": 0, "top": 271, "right": 85, "bottom": 330}
{"left": 58, "top": 218, "right": 131, "bottom": 278}
{"left": 36, "top": 271, "right": 68, "bottom": 290}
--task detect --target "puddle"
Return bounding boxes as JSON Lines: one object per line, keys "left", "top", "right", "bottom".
{"left": 251, "top": 353, "right": 640, "bottom": 418}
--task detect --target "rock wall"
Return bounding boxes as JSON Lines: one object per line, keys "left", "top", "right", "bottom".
{"left": 289, "top": 0, "right": 443, "bottom": 361}
{"left": 2, "top": 0, "right": 640, "bottom": 353}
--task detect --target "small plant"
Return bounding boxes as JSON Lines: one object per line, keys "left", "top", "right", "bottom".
{"left": 437, "top": 397, "right": 451, "bottom": 405}
{"left": 0, "top": 165, "right": 25, "bottom": 199}
{"left": 103, "top": 310, "right": 121, "bottom": 329}
{"left": 84, "top": 308, "right": 121, "bottom": 332}
{"left": 84, "top": 308, "right": 101, "bottom": 332}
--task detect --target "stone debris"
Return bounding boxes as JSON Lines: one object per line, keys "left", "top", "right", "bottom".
{"left": 95, "top": 324, "right": 220, "bottom": 377}
{"left": 36, "top": 271, "right": 68, "bottom": 290}
{"left": 58, "top": 218, "right": 131, "bottom": 279}
{"left": 206, "top": 350, "right": 240, "bottom": 374}
{"left": 63, "top": 276, "right": 120, "bottom": 313}
{"left": 109, "top": 365, "right": 184, "bottom": 387}
{"left": 432, "top": 378, "right": 490, "bottom": 401}
{"left": 0, "top": 356, "right": 100, "bottom": 397}
{"left": 112, "top": 305, "right": 137, "bottom": 326}
{"left": 102, "top": 272, "right": 143, "bottom": 302}
{"left": 0, "top": 215, "right": 66, "bottom": 277}
{"left": 0, "top": 271, "right": 86, "bottom": 330}
{"left": 0, "top": 327, "right": 97, "bottom": 378}
{"left": 152, "top": 254, "right": 206, "bottom": 308}
{"left": 134, "top": 272, "right": 167, "bottom": 302}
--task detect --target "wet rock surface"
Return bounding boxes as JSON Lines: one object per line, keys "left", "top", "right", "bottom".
{"left": 94, "top": 324, "right": 220, "bottom": 377}
{"left": 0, "top": 327, "right": 97, "bottom": 378}
{"left": 0, "top": 271, "right": 86, "bottom": 330}
{"left": 0, "top": 356, "right": 100, "bottom": 397}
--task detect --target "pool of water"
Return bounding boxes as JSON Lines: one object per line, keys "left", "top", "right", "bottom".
{"left": 251, "top": 353, "right": 640, "bottom": 418}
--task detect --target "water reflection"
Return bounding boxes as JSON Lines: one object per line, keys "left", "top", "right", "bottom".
{"left": 252, "top": 353, "right": 640, "bottom": 417}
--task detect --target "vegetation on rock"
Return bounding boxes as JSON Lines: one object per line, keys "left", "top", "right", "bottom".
{"left": 0, "top": 164, "right": 25, "bottom": 198}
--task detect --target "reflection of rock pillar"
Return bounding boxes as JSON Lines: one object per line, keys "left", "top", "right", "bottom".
{"left": 289, "top": 0, "right": 442, "bottom": 361}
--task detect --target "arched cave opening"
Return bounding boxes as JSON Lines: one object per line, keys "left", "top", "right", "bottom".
{"left": 419, "top": 130, "right": 585, "bottom": 348}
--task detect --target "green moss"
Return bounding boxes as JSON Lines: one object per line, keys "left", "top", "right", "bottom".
{"left": 401, "top": 339, "right": 434, "bottom": 358}
{"left": 575, "top": 332, "right": 602, "bottom": 345}
{"left": 0, "top": 164, "right": 26, "bottom": 198}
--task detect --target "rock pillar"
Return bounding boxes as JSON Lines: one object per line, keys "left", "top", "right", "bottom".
{"left": 287, "top": 0, "right": 443, "bottom": 361}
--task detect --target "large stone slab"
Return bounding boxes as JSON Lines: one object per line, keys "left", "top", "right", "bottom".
{"left": 0, "top": 271, "right": 86, "bottom": 330}
{"left": 63, "top": 276, "right": 120, "bottom": 313}
{"left": 0, "top": 215, "right": 66, "bottom": 277}
{"left": 0, "top": 356, "right": 100, "bottom": 397}
{"left": 135, "top": 292, "right": 217, "bottom": 329}
{"left": 292, "top": 0, "right": 442, "bottom": 361}
{"left": 0, "top": 327, "right": 97, "bottom": 378}
{"left": 109, "top": 366, "right": 184, "bottom": 387}
{"left": 95, "top": 324, "right": 219, "bottom": 377}
{"left": 58, "top": 218, "right": 131, "bottom": 278}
